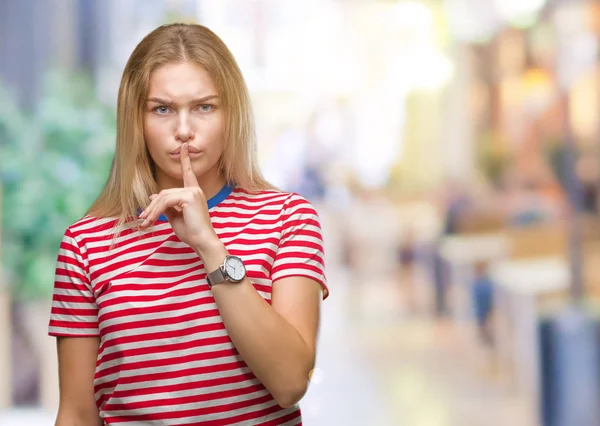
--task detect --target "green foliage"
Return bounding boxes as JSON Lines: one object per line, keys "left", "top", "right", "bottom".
{"left": 0, "top": 70, "right": 116, "bottom": 300}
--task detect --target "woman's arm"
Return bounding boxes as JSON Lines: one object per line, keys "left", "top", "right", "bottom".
{"left": 199, "top": 242, "right": 322, "bottom": 409}
{"left": 139, "top": 143, "right": 325, "bottom": 407}
{"left": 54, "top": 337, "right": 103, "bottom": 426}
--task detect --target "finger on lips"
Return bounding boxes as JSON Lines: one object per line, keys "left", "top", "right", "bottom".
{"left": 139, "top": 142, "right": 200, "bottom": 228}
{"left": 181, "top": 143, "right": 200, "bottom": 188}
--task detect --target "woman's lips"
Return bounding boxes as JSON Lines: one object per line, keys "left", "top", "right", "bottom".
{"left": 170, "top": 145, "right": 202, "bottom": 158}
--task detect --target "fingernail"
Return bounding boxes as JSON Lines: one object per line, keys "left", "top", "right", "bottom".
{"left": 150, "top": 194, "right": 157, "bottom": 200}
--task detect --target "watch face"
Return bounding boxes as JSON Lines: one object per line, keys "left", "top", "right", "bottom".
{"left": 225, "top": 256, "right": 246, "bottom": 282}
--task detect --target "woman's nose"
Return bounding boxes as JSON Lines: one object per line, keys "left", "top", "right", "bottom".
{"left": 175, "top": 114, "right": 194, "bottom": 142}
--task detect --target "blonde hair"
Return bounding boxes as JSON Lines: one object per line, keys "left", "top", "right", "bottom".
{"left": 87, "top": 23, "right": 274, "bottom": 226}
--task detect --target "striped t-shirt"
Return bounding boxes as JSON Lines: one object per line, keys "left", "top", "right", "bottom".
{"left": 48, "top": 186, "right": 328, "bottom": 425}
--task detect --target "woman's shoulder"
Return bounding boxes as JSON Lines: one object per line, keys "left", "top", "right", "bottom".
{"left": 229, "top": 187, "right": 314, "bottom": 208}
{"left": 63, "top": 215, "right": 123, "bottom": 241}
{"left": 222, "top": 187, "right": 315, "bottom": 214}
{"left": 227, "top": 188, "right": 320, "bottom": 225}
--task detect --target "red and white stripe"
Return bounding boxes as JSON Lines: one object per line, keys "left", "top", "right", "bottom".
{"left": 49, "top": 189, "right": 327, "bottom": 425}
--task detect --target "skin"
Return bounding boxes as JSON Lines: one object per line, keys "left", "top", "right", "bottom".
{"left": 143, "top": 62, "right": 227, "bottom": 198}
{"left": 55, "top": 62, "right": 322, "bottom": 425}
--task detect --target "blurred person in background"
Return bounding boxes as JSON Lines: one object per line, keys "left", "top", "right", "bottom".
{"left": 397, "top": 227, "right": 419, "bottom": 314}
{"left": 431, "top": 181, "right": 471, "bottom": 318}
{"left": 471, "top": 261, "right": 495, "bottom": 346}
{"left": 48, "top": 23, "right": 327, "bottom": 426}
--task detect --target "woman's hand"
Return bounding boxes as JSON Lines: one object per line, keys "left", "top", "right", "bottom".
{"left": 138, "top": 143, "right": 219, "bottom": 253}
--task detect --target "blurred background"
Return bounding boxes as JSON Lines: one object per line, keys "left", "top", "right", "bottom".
{"left": 2, "top": 0, "right": 600, "bottom": 425}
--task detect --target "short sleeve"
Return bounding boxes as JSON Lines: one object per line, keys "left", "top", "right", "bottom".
{"left": 271, "top": 194, "right": 328, "bottom": 299}
{"left": 48, "top": 228, "right": 100, "bottom": 337}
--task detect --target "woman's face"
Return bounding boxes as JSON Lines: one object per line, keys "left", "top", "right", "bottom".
{"left": 144, "top": 61, "right": 225, "bottom": 190}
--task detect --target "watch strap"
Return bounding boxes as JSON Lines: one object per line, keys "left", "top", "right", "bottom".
{"left": 207, "top": 265, "right": 226, "bottom": 288}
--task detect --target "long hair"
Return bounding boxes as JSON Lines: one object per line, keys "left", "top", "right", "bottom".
{"left": 87, "top": 23, "right": 274, "bottom": 227}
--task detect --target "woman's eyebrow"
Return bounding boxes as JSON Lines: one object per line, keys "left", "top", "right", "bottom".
{"left": 146, "top": 95, "right": 219, "bottom": 104}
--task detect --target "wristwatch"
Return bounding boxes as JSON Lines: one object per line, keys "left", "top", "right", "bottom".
{"left": 206, "top": 255, "right": 246, "bottom": 288}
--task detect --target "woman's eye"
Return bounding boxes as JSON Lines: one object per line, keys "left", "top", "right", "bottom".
{"left": 197, "top": 104, "right": 214, "bottom": 112}
{"left": 154, "top": 106, "right": 170, "bottom": 114}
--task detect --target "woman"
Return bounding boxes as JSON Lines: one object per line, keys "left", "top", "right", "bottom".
{"left": 49, "top": 23, "right": 327, "bottom": 426}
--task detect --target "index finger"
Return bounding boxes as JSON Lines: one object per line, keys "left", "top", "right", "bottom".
{"left": 180, "top": 143, "right": 199, "bottom": 187}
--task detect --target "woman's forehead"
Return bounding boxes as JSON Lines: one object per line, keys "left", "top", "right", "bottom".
{"left": 147, "top": 62, "right": 218, "bottom": 101}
